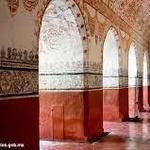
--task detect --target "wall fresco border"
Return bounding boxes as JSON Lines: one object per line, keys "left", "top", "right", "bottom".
{"left": 0, "top": 70, "right": 38, "bottom": 97}
{"left": 0, "top": 46, "right": 38, "bottom": 70}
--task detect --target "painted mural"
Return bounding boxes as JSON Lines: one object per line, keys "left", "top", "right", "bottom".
{"left": 0, "top": 0, "right": 150, "bottom": 96}
{"left": 6, "top": 0, "right": 19, "bottom": 16}
{"left": 39, "top": 0, "right": 83, "bottom": 90}
{"left": 103, "top": 28, "right": 119, "bottom": 88}
{"left": 0, "top": 70, "right": 38, "bottom": 96}
{"left": 23, "top": 0, "right": 39, "bottom": 11}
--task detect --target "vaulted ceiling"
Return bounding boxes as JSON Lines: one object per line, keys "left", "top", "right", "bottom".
{"left": 102, "top": 0, "right": 150, "bottom": 43}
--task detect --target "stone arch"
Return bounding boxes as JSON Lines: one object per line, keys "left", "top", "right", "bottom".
{"left": 102, "top": 26, "right": 121, "bottom": 52}
{"left": 127, "top": 41, "right": 138, "bottom": 61}
{"left": 128, "top": 41, "right": 139, "bottom": 118}
{"left": 143, "top": 50, "right": 149, "bottom": 110}
{"left": 128, "top": 42, "right": 138, "bottom": 85}
{"left": 103, "top": 26, "right": 120, "bottom": 88}
{"left": 38, "top": 0, "right": 89, "bottom": 141}
{"left": 35, "top": 0, "right": 88, "bottom": 53}
{"left": 38, "top": 0, "right": 89, "bottom": 90}
{"left": 103, "top": 27, "right": 121, "bottom": 121}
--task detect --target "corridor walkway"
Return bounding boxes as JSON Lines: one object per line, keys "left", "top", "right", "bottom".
{"left": 40, "top": 112, "right": 150, "bottom": 150}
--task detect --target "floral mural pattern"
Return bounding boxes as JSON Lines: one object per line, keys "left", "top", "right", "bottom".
{"left": 6, "top": 0, "right": 19, "bottom": 16}
{"left": 23, "top": 0, "right": 39, "bottom": 11}
{"left": 0, "top": 70, "right": 38, "bottom": 96}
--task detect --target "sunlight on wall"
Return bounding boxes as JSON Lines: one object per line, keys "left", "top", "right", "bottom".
{"left": 39, "top": 0, "right": 83, "bottom": 90}
{"left": 128, "top": 43, "right": 137, "bottom": 86}
{"left": 103, "top": 29, "right": 119, "bottom": 87}
{"left": 143, "top": 52, "right": 148, "bottom": 86}
{"left": 128, "top": 43, "right": 138, "bottom": 118}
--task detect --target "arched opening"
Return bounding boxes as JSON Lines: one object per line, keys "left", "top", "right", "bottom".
{"left": 143, "top": 52, "right": 149, "bottom": 110}
{"left": 39, "top": 0, "right": 85, "bottom": 141}
{"left": 128, "top": 43, "right": 138, "bottom": 118}
{"left": 103, "top": 28, "right": 119, "bottom": 121}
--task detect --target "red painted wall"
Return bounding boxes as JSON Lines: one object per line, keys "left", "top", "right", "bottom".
{"left": 0, "top": 96, "right": 39, "bottom": 150}
{"left": 138, "top": 86, "right": 144, "bottom": 112}
{"left": 143, "top": 86, "right": 149, "bottom": 109}
{"left": 40, "top": 86, "right": 149, "bottom": 141}
{"left": 148, "top": 86, "right": 150, "bottom": 106}
{"left": 103, "top": 88, "right": 129, "bottom": 121}
{"left": 40, "top": 90, "right": 103, "bottom": 141}
{"left": 119, "top": 88, "right": 129, "bottom": 120}
{"left": 83, "top": 90, "right": 103, "bottom": 141}
{"left": 40, "top": 91, "right": 85, "bottom": 141}
{"left": 103, "top": 88, "right": 120, "bottom": 121}
{"left": 128, "top": 86, "right": 146, "bottom": 117}
{"left": 128, "top": 86, "right": 138, "bottom": 117}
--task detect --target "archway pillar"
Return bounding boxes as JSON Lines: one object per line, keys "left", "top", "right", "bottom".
{"left": 136, "top": 49, "right": 144, "bottom": 112}
{"left": 147, "top": 53, "right": 150, "bottom": 107}
{"left": 119, "top": 74, "right": 129, "bottom": 121}
{"left": 137, "top": 73, "right": 144, "bottom": 112}
{"left": 102, "top": 27, "right": 121, "bottom": 121}
{"left": 103, "top": 76, "right": 121, "bottom": 121}
{"left": 40, "top": 61, "right": 104, "bottom": 141}
{"left": 118, "top": 45, "right": 129, "bottom": 121}
{"left": 40, "top": 83, "right": 104, "bottom": 141}
{"left": 38, "top": 0, "right": 105, "bottom": 141}
{"left": 148, "top": 77, "right": 150, "bottom": 106}
{"left": 82, "top": 59, "right": 104, "bottom": 139}
{"left": 83, "top": 89, "right": 103, "bottom": 141}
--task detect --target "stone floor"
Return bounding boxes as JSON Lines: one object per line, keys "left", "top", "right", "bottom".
{"left": 40, "top": 112, "right": 150, "bottom": 150}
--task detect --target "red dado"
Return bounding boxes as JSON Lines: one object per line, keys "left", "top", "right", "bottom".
{"left": 128, "top": 86, "right": 145, "bottom": 117}
{"left": 143, "top": 86, "right": 149, "bottom": 109}
{"left": 40, "top": 90, "right": 103, "bottom": 141}
{"left": 138, "top": 86, "right": 144, "bottom": 112}
{"left": 148, "top": 86, "right": 150, "bottom": 106}
{"left": 83, "top": 90, "right": 103, "bottom": 141}
{"left": 0, "top": 96, "right": 39, "bottom": 150}
{"left": 103, "top": 88, "right": 120, "bottom": 121}
{"left": 119, "top": 87, "right": 129, "bottom": 120}
{"left": 128, "top": 86, "right": 138, "bottom": 117}
{"left": 103, "top": 87, "right": 129, "bottom": 121}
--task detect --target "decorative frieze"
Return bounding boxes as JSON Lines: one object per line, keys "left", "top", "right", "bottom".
{"left": 23, "top": 0, "right": 39, "bottom": 11}
{"left": 0, "top": 46, "right": 38, "bottom": 97}
{"left": 39, "top": 60, "right": 101, "bottom": 74}
{"left": 39, "top": 73, "right": 103, "bottom": 90}
{"left": 103, "top": 76, "right": 119, "bottom": 88}
{"left": 5, "top": 0, "right": 39, "bottom": 16}
{"left": 0, "top": 70, "right": 38, "bottom": 96}
{"left": 6, "top": 0, "right": 19, "bottom": 16}
{"left": 0, "top": 46, "right": 38, "bottom": 69}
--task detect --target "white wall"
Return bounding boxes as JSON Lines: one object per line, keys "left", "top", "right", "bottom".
{"left": 39, "top": 0, "right": 84, "bottom": 90}
{"left": 128, "top": 43, "right": 137, "bottom": 86}
{"left": 103, "top": 29, "right": 119, "bottom": 87}
{"left": 143, "top": 52, "right": 148, "bottom": 86}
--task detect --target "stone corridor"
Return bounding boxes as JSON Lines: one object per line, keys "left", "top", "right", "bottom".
{"left": 1, "top": 1, "right": 150, "bottom": 149}
{"left": 40, "top": 112, "right": 150, "bottom": 150}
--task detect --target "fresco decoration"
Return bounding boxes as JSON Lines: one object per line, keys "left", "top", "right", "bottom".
{"left": 0, "top": 46, "right": 38, "bottom": 69}
{"left": 0, "top": 70, "right": 38, "bottom": 96}
{"left": 39, "top": 60, "right": 102, "bottom": 90}
{"left": 6, "top": 0, "right": 39, "bottom": 16}
{"left": 84, "top": 0, "right": 149, "bottom": 46}
{"left": 0, "top": 46, "right": 38, "bottom": 96}
{"left": 6, "top": 0, "right": 19, "bottom": 16}
{"left": 39, "top": 74, "right": 84, "bottom": 90}
{"left": 38, "top": 60, "right": 101, "bottom": 74}
{"left": 22, "top": 0, "right": 39, "bottom": 11}
{"left": 119, "top": 76, "right": 128, "bottom": 87}
{"left": 102, "top": 0, "right": 150, "bottom": 40}
{"left": 84, "top": 4, "right": 106, "bottom": 44}
{"left": 34, "top": 0, "right": 88, "bottom": 53}
{"left": 39, "top": 73, "right": 102, "bottom": 90}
